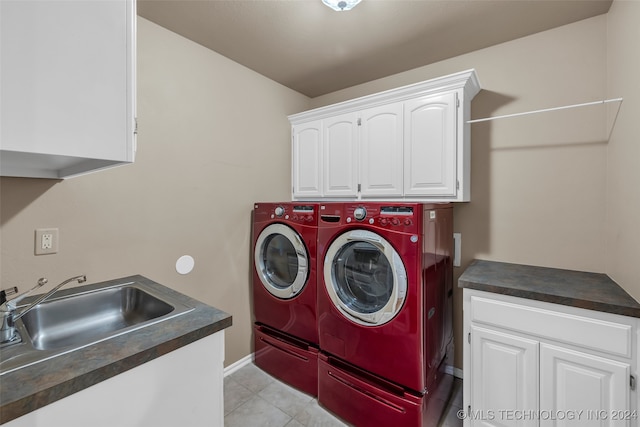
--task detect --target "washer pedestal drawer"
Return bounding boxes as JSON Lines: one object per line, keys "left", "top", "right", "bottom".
{"left": 317, "top": 352, "right": 453, "bottom": 427}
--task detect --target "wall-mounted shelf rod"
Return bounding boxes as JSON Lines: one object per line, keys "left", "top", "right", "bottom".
{"left": 467, "top": 97, "right": 623, "bottom": 124}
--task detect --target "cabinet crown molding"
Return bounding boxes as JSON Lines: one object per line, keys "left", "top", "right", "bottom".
{"left": 289, "top": 69, "right": 480, "bottom": 124}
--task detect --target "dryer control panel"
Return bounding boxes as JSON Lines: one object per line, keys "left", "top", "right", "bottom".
{"left": 342, "top": 204, "right": 420, "bottom": 231}
{"left": 290, "top": 205, "right": 316, "bottom": 223}
{"left": 379, "top": 206, "right": 415, "bottom": 227}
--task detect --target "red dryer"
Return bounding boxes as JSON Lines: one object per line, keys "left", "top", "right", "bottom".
{"left": 316, "top": 202, "right": 454, "bottom": 426}
{"left": 252, "top": 202, "right": 319, "bottom": 396}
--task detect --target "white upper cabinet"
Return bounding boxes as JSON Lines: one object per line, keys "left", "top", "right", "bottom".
{"left": 289, "top": 69, "right": 480, "bottom": 202}
{"left": 404, "top": 92, "right": 457, "bottom": 197}
{"left": 0, "top": 0, "right": 136, "bottom": 179}
{"left": 323, "top": 113, "right": 359, "bottom": 197}
{"left": 292, "top": 121, "right": 323, "bottom": 197}
{"left": 360, "top": 103, "right": 403, "bottom": 198}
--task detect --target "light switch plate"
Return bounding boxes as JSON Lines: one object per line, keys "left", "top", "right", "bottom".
{"left": 35, "top": 228, "right": 58, "bottom": 255}
{"left": 453, "top": 233, "right": 461, "bottom": 267}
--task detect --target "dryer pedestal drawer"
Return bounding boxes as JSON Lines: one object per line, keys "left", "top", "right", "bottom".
{"left": 254, "top": 324, "right": 318, "bottom": 397}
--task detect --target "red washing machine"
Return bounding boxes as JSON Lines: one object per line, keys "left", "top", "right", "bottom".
{"left": 316, "top": 202, "right": 454, "bottom": 426}
{"left": 252, "top": 202, "right": 319, "bottom": 396}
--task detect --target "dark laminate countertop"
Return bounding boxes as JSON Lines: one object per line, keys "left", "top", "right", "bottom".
{"left": 0, "top": 275, "right": 232, "bottom": 424}
{"left": 459, "top": 259, "right": 640, "bottom": 318}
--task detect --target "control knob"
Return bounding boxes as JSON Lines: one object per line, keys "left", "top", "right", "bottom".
{"left": 274, "top": 206, "right": 285, "bottom": 217}
{"left": 353, "top": 207, "right": 367, "bottom": 221}
{"left": 391, "top": 218, "right": 400, "bottom": 226}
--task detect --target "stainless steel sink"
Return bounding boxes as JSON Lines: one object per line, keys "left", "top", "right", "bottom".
{"left": 0, "top": 281, "right": 193, "bottom": 375}
{"left": 21, "top": 285, "right": 175, "bottom": 351}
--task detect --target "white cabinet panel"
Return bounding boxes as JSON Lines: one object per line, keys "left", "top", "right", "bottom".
{"left": 470, "top": 295, "right": 634, "bottom": 358}
{"left": 5, "top": 332, "right": 225, "bottom": 427}
{"left": 360, "top": 103, "right": 403, "bottom": 197}
{"left": 289, "top": 69, "right": 480, "bottom": 201}
{"left": 471, "top": 325, "right": 539, "bottom": 427}
{"left": 323, "top": 113, "right": 359, "bottom": 197}
{"left": 464, "top": 289, "right": 638, "bottom": 427}
{"left": 292, "top": 121, "right": 323, "bottom": 197}
{"left": 540, "top": 343, "right": 630, "bottom": 427}
{"left": 404, "top": 92, "right": 457, "bottom": 197}
{"left": 1, "top": 0, "right": 136, "bottom": 179}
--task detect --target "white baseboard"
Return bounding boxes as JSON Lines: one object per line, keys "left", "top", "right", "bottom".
{"left": 445, "top": 365, "right": 464, "bottom": 379}
{"left": 223, "top": 354, "right": 254, "bottom": 377}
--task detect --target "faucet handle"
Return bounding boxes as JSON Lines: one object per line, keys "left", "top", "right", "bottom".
{"left": 0, "top": 287, "right": 18, "bottom": 305}
{"left": 4, "top": 278, "right": 48, "bottom": 308}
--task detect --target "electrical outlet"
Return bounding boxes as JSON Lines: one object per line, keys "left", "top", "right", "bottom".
{"left": 35, "top": 228, "right": 58, "bottom": 255}
{"left": 42, "top": 233, "right": 53, "bottom": 249}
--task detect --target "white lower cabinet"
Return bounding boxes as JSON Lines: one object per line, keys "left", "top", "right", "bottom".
{"left": 470, "top": 325, "right": 539, "bottom": 427}
{"left": 5, "top": 332, "right": 225, "bottom": 427}
{"left": 540, "top": 343, "right": 630, "bottom": 427}
{"left": 464, "top": 289, "right": 638, "bottom": 427}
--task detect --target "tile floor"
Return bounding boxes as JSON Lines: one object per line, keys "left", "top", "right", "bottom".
{"left": 224, "top": 362, "right": 463, "bottom": 427}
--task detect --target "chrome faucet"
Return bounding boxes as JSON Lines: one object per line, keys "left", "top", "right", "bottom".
{"left": 0, "top": 275, "right": 87, "bottom": 344}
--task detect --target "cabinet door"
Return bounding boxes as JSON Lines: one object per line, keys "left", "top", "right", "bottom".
{"left": 323, "top": 113, "right": 358, "bottom": 197}
{"left": 471, "top": 325, "right": 539, "bottom": 427}
{"left": 404, "top": 92, "right": 457, "bottom": 197}
{"left": 359, "top": 103, "right": 403, "bottom": 197}
{"left": 540, "top": 343, "right": 630, "bottom": 427}
{"left": 292, "top": 121, "right": 323, "bottom": 198}
{"left": 1, "top": 0, "right": 135, "bottom": 178}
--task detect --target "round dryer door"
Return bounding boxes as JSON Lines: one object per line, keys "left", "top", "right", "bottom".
{"left": 254, "top": 223, "right": 309, "bottom": 299}
{"left": 324, "top": 229, "right": 407, "bottom": 326}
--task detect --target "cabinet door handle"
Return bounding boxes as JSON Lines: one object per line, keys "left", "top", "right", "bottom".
{"left": 631, "top": 375, "right": 636, "bottom": 391}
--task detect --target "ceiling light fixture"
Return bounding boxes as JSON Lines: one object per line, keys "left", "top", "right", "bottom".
{"left": 322, "top": 0, "right": 362, "bottom": 12}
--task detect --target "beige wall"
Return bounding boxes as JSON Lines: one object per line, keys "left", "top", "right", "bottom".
{"left": 0, "top": 18, "right": 309, "bottom": 367}
{"left": 606, "top": 0, "right": 640, "bottom": 300}
{"left": 1, "top": 6, "right": 637, "bottom": 373}
{"left": 312, "top": 15, "right": 611, "bottom": 367}
{"left": 312, "top": 14, "right": 609, "bottom": 273}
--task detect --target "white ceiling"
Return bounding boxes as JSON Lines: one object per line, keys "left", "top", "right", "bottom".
{"left": 137, "top": 0, "right": 612, "bottom": 98}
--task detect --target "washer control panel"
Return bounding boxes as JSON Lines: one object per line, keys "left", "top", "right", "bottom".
{"left": 344, "top": 205, "right": 416, "bottom": 229}
{"left": 353, "top": 207, "right": 367, "bottom": 221}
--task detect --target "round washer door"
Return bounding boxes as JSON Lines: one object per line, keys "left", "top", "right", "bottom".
{"left": 254, "top": 223, "right": 309, "bottom": 299}
{"left": 324, "top": 229, "right": 407, "bottom": 326}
